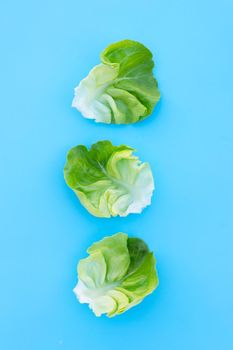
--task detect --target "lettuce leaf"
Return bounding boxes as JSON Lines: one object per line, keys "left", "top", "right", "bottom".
{"left": 64, "top": 140, "right": 154, "bottom": 217}
{"left": 72, "top": 39, "right": 160, "bottom": 124}
{"left": 74, "top": 232, "right": 159, "bottom": 317}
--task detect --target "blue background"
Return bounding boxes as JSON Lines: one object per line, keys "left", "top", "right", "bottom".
{"left": 1, "top": 0, "right": 233, "bottom": 349}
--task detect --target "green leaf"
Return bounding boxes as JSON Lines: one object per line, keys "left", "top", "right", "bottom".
{"left": 72, "top": 39, "right": 160, "bottom": 124}
{"left": 64, "top": 140, "right": 154, "bottom": 218}
{"left": 74, "top": 233, "right": 159, "bottom": 317}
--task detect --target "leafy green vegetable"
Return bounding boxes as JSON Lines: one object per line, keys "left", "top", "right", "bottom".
{"left": 64, "top": 140, "right": 154, "bottom": 217}
{"left": 74, "top": 232, "right": 159, "bottom": 317}
{"left": 72, "top": 39, "right": 160, "bottom": 124}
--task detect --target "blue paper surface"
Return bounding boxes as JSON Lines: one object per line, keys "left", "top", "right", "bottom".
{"left": 0, "top": 0, "right": 233, "bottom": 349}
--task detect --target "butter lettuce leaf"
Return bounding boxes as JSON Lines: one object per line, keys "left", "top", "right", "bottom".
{"left": 64, "top": 140, "right": 154, "bottom": 217}
{"left": 74, "top": 233, "right": 159, "bottom": 317}
{"left": 72, "top": 39, "right": 160, "bottom": 124}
